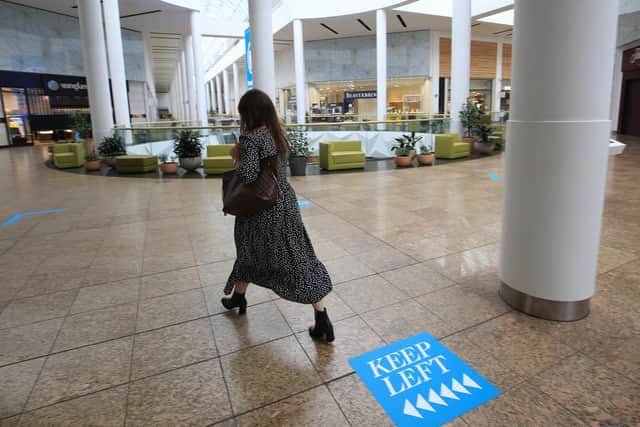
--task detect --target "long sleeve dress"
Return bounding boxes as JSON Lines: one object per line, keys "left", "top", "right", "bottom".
{"left": 224, "top": 128, "right": 332, "bottom": 304}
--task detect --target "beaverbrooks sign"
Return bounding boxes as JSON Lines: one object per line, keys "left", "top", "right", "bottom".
{"left": 41, "top": 74, "right": 88, "bottom": 96}
{"left": 349, "top": 333, "right": 500, "bottom": 426}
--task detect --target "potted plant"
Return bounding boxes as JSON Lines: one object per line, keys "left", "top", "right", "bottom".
{"left": 97, "top": 134, "right": 127, "bottom": 166}
{"left": 84, "top": 150, "right": 102, "bottom": 171}
{"left": 173, "top": 129, "right": 203, "bottom": 170}
{"left": 393, "top": 132, "right": 422, "bottom": 158}
{"left": 159, "top": 153, "right": 179, "bottom": 174}
{"left": 286, "top": 127, "right": 310, "bottom": 176}
{"left": 459, "top": 98, "right": 483, "bottom": 144}
{"left": 473, "top": 125, "right": 496, "bottom": 155}
{"left": 393, "top": 146, "right": 413, "bottom": 167}
{"left": 417, "top": 144, "right": 435, "bottom": 165}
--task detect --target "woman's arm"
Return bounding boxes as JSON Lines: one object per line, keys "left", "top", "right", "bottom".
{"left": 230, "top": 144, "right": 239, "bottom": 166}
{"left": 236, "top": 136, "right": 261, "bottom": 183}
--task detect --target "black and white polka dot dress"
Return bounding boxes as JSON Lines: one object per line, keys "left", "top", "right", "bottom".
{"left": 224, "top": 128, "right": 332, "bottom": 304}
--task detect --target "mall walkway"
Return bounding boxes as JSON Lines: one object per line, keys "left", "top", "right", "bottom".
{"left": 0, "top": 139, "right": 638, "bottom": 426}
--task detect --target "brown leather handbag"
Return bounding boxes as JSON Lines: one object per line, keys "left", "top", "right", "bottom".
{"left": 222, "top": 157, "right": 279, "bottom": 217}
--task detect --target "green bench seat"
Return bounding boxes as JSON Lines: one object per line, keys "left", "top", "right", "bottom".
{"left": 319, "top": 141, "right": 366, "bottom": 171}
{"left": 115, "top": 155, "right": 158, "bottom": 173}
{"left": 53, "top": 143, "right": 84, "bottom": 169}
{"left": 203, "top": 145, "right": 235, "bottom": 175}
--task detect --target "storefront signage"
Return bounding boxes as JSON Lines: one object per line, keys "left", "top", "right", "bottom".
{"left": 244, "top": 27, "right": 253, "bottom": 90}
{"left": 344, "top": 90, "right": 377, "bottom": 100}
{"left": 349, "top": 333, "right": 500, "bottom": 427}
{"left": 41, "top": 75, "right": 88, "bottom": 96}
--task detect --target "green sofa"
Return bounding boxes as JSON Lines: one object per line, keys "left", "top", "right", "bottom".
{"left": 435, "top": 133, "right": 471, "bottom": 159}
{"left": 491, "top": 124, "right": 505, "bottom": 148}
{"left": 53, "top": 142, "right": 84, "bottom": 169}
{"left": 115, "top": 155, "right": 158, "bottom": 173}
{"left": 319, "top": 140, "right": 366, "bottom": 171}
{"left": 203, "top": 145, "right": 235, "bottom": 175}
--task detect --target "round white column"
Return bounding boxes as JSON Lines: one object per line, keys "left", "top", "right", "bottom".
{"left": 293, "top": 19, "right": 306, "bottom": 124}
{"left": 209, "top": 80, "right": 217, "bottom": 115}
{"left": 248, "top": 0, "right": 276, "bottom": 100}
{"left": 449, "top": 0, "right": 471, "bottom": 135}
{"left": 178, "top": 55, "right": 187, "bottom": 120}
{"left": 102, "top": 0, "right": 130, "bottom": 128}
{"left": 190, "top": 11, "right": 208, "bottom": 125}
{"left": 492, "top": 41, "right": 503, "bottom": 116}
{"left": 500, "top": 0, "right": 618, "bottom": 321}
{"left": 77, "top": 0, "right": 114, "bottom": 145}
{"left": 232, "top": 62, "right": 240, "bottom": 115}
{"left": 376, "top": 9, "right": 387, "bottom": 122}
{"left": 215, "top": 74, "right": 223, "bottom": 115}
{"left": 222, "top": 68, "right": 231, "bottom": 115}
{"left": 183, "top": 35, "right": 197, "bottom": 121}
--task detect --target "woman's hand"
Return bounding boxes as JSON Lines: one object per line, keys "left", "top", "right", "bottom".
{"left": 230, "top": 144, "right": 240, "bottom": 166}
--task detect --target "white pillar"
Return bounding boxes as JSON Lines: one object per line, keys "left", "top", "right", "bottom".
{"left": 450, "top": 0, "right": 471, "bottom": 135}
{"left": 293, "top": 19, "right": 306, "bottom": 124}
{"left": 610, "top": 48, "right": 623, "bottom": 132}
{"left": 143, "top": 33, "right": 157, "bottom": 121}
{"left": 183, "top": 35, "right": 197, "bottom": 121}
{"left": 102, "top": 0, "right": 130, "bottom": 129}
{"left": 492, "top": 41, "right": 504, "bottom": 116}
{"left": 215, "top": 74, "right": 223, "bottom": 115}
{"left": 430, "top": 31, "right": 441, "bottom": 115}
{"left": 180, "top": 49, "right": 189, "bottom": 120}
{"left": 248, "top": 0, "right": 276, "bottom": 100}
{"left": 190, "top": 11, "right": 208, "bottom": 125}
{"left": 77, "top": 0, "right": 114, "bottom": 145}
{"left": 223, "top": 68, "right": 231, "bottom": 114}
{"left": 500, "top": 0, "right": 618, "bottom": 321}
{"left": 209, "top": 80, "right": 217, "bottom": 114}
{"left": 376, "top": 9, "right": 387, "bottom": 122}
{"left": 233, "top": 62, "right": 240, "bottom": 115}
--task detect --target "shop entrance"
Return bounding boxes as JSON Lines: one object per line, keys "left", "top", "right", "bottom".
{"left": 620, "top": 78, "right": 640, "bottom": 137}
{"left": 1, "top": 87, "right": 32, "bottom": 146}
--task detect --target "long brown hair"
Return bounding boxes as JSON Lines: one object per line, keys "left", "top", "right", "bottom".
{"left": 238, "top": 89, "right": 288, "bottom": 159}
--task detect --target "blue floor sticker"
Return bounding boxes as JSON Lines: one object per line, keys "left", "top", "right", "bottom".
{"left": 297, "top": 200, "right": 311, "bottom": 207}
{"left": 349, "top": 332, "right": 501, "bottom": 426}
{"left": 489, "top": 172, "right": 503, "bottom": 181}
{"left": 1, "top": 209, "right": 65, "bottom": 227}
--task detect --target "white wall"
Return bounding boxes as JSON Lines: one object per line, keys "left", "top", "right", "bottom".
{"left": 157, "top": 93, "right": 170, "bottom": 109}
{"left": 275, "top": 48, "right": 295, "bottom": 89}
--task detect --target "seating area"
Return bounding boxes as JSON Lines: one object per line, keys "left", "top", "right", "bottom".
{"left": 52, "top": 142, "right": 85, "bottom": 169}
{"left": 203, "top": 145, "right": 235, "bottom": 175}
{"left": 319, "top": 140, "right": 366, "bottom": 171}
{"left": 115, "top": 155, "right": 158, "bottom": 173}
{"left": 435, "top": 133, "right": 471, "bottom": 159}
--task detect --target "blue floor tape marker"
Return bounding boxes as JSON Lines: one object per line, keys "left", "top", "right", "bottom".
{"left": 349, "top": 332, "right": 501, "bottom": 427}
{"left": 1, "top": 209, "right": 65, "bottom": 227}
{"left": 490, "top": 172, "right": 503, "bottom": 181}
{"left": 297, "top": 200, "right": 311, "bottom": 207}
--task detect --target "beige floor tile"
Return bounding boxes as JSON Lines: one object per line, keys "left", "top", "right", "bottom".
{"left": 15, "top": 271, "right": 86, "bottom": 299}
{"left": 53, "top": 303, "right": 137, "bottom": 352}
{"left": 0, "top": 415, "right": 21, "bottom": 427}
{"left": 139, "top": 267, "right": 200, "bottom": 300}
{"left": 275, "top": 291, "right": 354, "bottom": 333}
{"left": 531, "top": 353, "right": 640, "bottom": 426}
{"left": 0, "top": 290, "right": 77, "bottom": 329}
{"left": 136, "top": 288, "right": 207, "bottom": 332}
{"left": 210, "top": 301, "right": 291, "bottom": 355}
{"left": 203, "top": 283, "right": 277, "bottom": 316}
{"left": 425, "top": 246, "right": 498, "bottom": 282}
{"left": 597, "top": 245, "right": 638, "bottom": 274}
{"left": 355, "top": 245, "right": 417, "bottom": 273}
{"left": 0, "top": 358, "right": 45, "bottom": 418}
{"left": 220, "top": 336, "right": 321, "bottom": 414}
{"left": 323, "top": 255, "right": 376, "bottom": 284}
{"left": 18, "top": 385, "right": 127, "bottom": 427}
{"left": 0, "top": 318, "right": 63, "bottom": 366}
{"left": 26, "top": 337, "right": 132, "bottom": 410}
{"left": 142, "top": 250, "right": 196, "bottom": 275}
{"left": 198, "top": 259, "right": 235, "bottom": 287}
{"left": 235, "top": 386, "right": 349, "bottom": 427}
{"left": 395, "top": 236, "right": 453, "bottom": 261}
{"left": 127, "top": 359, "right": 231, "bottom": 426}
{"left": 131, "top": 318, "right": 217, "bottom": 380}
{"left": 297, "top": 316, "right": 384, "bottom": 381}
{"left": 380, "top": 262, "right": 456, "bottom": 297}
{"left": 328, "top": 374, "right": 393, "bottom": 427}
{"left": 312, "top": 240, "right": 349, "bottom": 262}
{"left": 334, "top": 275, "right": 407, "bottom": 314}
{"left": 70, "top": 278, "right": 140, "bottom": 314}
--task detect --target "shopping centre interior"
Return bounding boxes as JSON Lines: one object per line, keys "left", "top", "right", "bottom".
{"left": 1, "top": 0, "right": 639, "bottom": 426}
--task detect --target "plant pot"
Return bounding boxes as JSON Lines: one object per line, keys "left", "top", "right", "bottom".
{"left": 102, "top": 157, "right": 117, "bottom": 167}
{"left": 289, "top": 156, "right": 307, "bottom": 176}
{"left": 463, "top": 137, "right": 475, "bottom": 154}
{"left": 395, "top": 155, "right": 413, "bottom": 167}
{"left": 161, "top": 162, "right": 179, "bottom": 174}
{"left": 84, "top": 160, "right": 102, "bottom": 171}
{"left": 179, "top": 157, "right": 202, "bottom": 170}
{"left": 417, "top": 154, "right": 435, "bottom": 166}
{"left": 474, "top": 141, "right": 496, "bottom": 155}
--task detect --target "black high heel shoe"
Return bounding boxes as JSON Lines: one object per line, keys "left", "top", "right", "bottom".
{"left": 309, "top": 308, "right": 335, "bottom": 343}
{"left": 221, "top": 292, "right": 247, "bottom": 315}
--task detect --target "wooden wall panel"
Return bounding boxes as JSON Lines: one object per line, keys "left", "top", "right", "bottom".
{"left": 502, "top": 44, "right": 512, "bottom": 80}
{"left": 439, "top": 38, "right": 513, "bottom": 80}
{"left": 440, "top": 38, "right": 451, "bottom": 77}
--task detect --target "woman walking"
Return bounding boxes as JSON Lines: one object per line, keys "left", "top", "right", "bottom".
{"left": 221, "top": 89, "right": 334, "bottom": 342}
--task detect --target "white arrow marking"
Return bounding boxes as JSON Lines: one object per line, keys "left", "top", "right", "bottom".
{"left": 462, "top": 373, "right": 482, "bottom": 389}
{"left": 452, "top": 378, "right": 471, "bottom": 395}
{"left": 428, "top": 388, "right": 447, "bottom": 406}
{"left": 440, "top": 383, "right": 460, "bottom": 400}
{"left": 403, "top": 400, "right": 423, "bottom": 418}
{"left": 416, "top": 393, "right": 436, "bottom": 412}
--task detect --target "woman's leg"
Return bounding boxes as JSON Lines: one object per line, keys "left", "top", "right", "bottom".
{"left": 235, "top": 281, "right": 249, "bottom": 294}
{"left": 309, "top": 299, "right": 334, "bottom": 342}
{"left": 221, "top": 281, "right": 249, "bottom": 314}
{"left": 312, "top": 299, "right": 324, "bottom": 312}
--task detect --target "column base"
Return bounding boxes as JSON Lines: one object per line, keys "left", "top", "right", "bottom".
{"left": 499, "top": 282, "right": 590, "bottom": 322}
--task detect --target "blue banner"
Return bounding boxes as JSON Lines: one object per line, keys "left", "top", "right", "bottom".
{"left": 349, "top": 332, "right": 500, "bottom": 427}
{"left": 244, "top": 27, "right": 253, "bottom": 90}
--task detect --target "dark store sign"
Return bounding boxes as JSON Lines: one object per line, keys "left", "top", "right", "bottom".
{"left": 344, "top": 90, "right": 377, "bottom": 100}
{"left": 41, "top": 75, "right": 88, "bottom": 96}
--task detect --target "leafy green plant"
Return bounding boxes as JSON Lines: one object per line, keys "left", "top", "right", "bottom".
{"left": 391, "top": 132, "right": 422, "bottom": 156}
{"left": 97, "top": 134, "right": 126, "bottom": 157}
{"left": 85, "top": 150, "right": 99, "bottom": 161}
{"left": 286, "top": 127, "right": 310, "bottom": 158}
{"left": 173, "top": 129, "right": 203, "bottom": 158}
{"left": 474, "top": 125, "right": 494, "bottom": 144}
{"left": 395, "top": 146, "right": 411, "bottom": 156}
{"left": 419, "top": 144, "right": 434, "bottom": 155}
{"left": 459, "top": 98, "right": 484, "bottom": 138}
{"left": 70, "top": 111, "right": 91, "bottom": 139}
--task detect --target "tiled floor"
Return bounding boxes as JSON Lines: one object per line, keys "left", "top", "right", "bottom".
{"left": 0, "top": 136, "right": 639, "bottom": 426}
